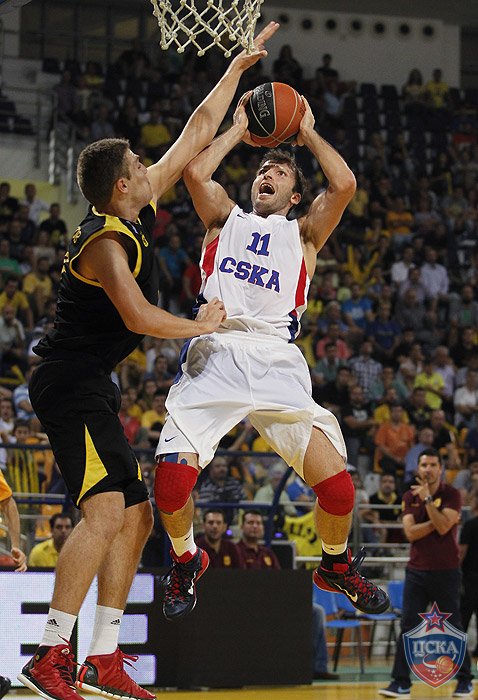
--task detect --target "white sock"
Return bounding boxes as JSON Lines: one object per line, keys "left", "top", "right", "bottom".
{"left": 170, "top": 525, "right": 197, "bottom": 558}
{"left": 87, "top": 605, "right": 123, "bottom": 657}
{"left": 322, "top": 541, "right": 347, "bottom": 556}
{"left": 40, "top": 608, "right": 77, "bottom": 647}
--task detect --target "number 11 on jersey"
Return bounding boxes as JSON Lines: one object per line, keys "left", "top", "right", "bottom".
{"left": 246, "top": 232, "right": 271, "bottom": 257}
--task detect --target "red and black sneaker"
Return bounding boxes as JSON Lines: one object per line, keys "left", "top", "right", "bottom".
{"left": 17, "top": 643, "right": 82, "bottom": 700}
{"left": 162, "top": 547, "right": 209, "bottom": 621}
{"left": 313, "top": 547, "right": 390, "bottom": 614}
{"left": 76, "top": 648, "right": 154, "bottom": 700}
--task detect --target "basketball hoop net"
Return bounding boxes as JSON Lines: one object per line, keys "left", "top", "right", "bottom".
{"left": 150, "top": 0, "right": 265, "bottom": 57}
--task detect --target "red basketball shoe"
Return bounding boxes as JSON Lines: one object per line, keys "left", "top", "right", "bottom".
{"left": 76, "top": 648, "right": 154, "bottom": 700}
{"left": 17, "top": 643, "right": 82, "bottom": 700}
{"left": 314, "top": 547, "right": 390, "bottom": 614}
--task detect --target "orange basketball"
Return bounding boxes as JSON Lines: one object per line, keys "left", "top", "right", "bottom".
{"left": 245, "top": 82, "right": 305, "bottom": 148}
{"left": 435, "top": 655, "right": 454, "bottom": 674}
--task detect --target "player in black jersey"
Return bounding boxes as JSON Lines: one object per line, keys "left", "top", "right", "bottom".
{"left": 18, "top": 22, "right": 279, "bottom": 700}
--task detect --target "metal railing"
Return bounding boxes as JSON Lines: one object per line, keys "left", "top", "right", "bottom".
{"left": 0, "top": 443, "right": 467, "bottom": 580}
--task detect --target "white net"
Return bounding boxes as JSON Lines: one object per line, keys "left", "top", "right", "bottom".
{"left": 150, "top": 0, "right": 265, "bottom": 57}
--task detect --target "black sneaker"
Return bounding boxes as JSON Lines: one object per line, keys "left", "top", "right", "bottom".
{"left": 453, "top": 680, "right": 474, "bottom": 697}
{"left": 162, "top": 548, "right": 209, "bottom": 621}
{"left": 378, "top": 681, "right": 411, "bottom": 697}
{"left": 313, "top": 547, "right": 390, "bottom": 614}
{"left": 0, "top": 677, "right": 11, "bottom": 700}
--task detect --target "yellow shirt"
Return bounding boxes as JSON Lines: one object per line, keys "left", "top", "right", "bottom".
{"left": 348, "top": 188, "right": 369, "bottom": 218}
{"left": 414, "top": 371, "right": 444, "bottom": 409}
{"left": 141, "top": 122, "right": 171, "bottom": 148}
{"left": 283, "top": 510, "right": 322, "bottom": 568}
{"left": 386, "top": 209, "right": 414, "bottom": 235}
{"left": 373, "top": 405, "right": 409, "bottom": 425}
{"left": 28, "top": 538, "right": 59, "bottom": 567}
{"left": 22, "top": 272, "right": 53, "bottom": 299}
{"left": 251, "top": 435, "right": 274, "bottom": 452}
{"left": 141, "top": 409, "right": 165, "bottom": 429}
{"left": 0, "top": 290, "right": 30, "bottom": 313}
{"left": 426, "top": 80, "right": 449, "bottom": 108}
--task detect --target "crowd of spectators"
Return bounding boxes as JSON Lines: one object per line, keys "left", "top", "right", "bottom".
{"left": 1, "top": 42, "right": 478, "bottom": 561}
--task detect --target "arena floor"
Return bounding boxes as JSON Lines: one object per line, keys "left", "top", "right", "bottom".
{"left": 7, "top": 680, "right": 477, "bottom": 699}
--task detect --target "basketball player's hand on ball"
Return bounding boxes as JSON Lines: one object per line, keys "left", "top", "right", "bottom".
{"left": 195, "top": 297, "right": 227, "bottom": 334}
{"left": 232, "top": 21, "right": 279, "bottom": 71}
{"left": 294, "top": 97, "right": 315, "bottom": 147}
{"left": 233, "top": 92, "right": 259, "bottom": 147}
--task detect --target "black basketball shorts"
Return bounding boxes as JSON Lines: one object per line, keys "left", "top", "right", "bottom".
{"left": 29, "top": 360, "right": 149, "bottom": 508}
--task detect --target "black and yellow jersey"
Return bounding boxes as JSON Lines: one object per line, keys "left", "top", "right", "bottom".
{"left": 34, "top": 201, "right": 159, "bottom": 373}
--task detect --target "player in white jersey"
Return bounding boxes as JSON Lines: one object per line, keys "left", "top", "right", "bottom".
{"left": 155, "top": 94, "right": 390, "bottom": 620}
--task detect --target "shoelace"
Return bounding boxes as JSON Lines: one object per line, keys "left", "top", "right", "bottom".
{"left": 114, "top": 650, "right": 148, "bottom": 695}
{"left": 162, "top": 562, "right": 192, "bottom": 601}
{"left": 48, "top": 646, "right": 77, "bottom": 687}
{"left": 342, "top": 547, "right": 378, "bottom": 603}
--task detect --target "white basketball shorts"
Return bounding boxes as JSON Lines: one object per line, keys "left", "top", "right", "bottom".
{"left": 156, "top": 331, "right": 347, "bottom": 477}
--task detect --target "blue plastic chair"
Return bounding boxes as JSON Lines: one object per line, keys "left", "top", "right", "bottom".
{"left": 313, "top": 587, "right": 365, "bottom": 673}
{"left": 336, "top": 581, "right": 403, "bottom": 659}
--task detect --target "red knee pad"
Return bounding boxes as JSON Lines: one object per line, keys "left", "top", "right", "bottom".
{"left": 154, "top": 462, "right": 198, "bottom": 514}
{"left": 312, "top": 470, "right": 354, "bottom": 516}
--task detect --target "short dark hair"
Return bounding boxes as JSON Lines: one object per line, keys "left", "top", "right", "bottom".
{"left": 49, "top": 513, "right": 73, "bottom": 530}
{"left": 77, "top": 138, "right": 130, "bottom": 210}
{"left": 242, "top": 509, "right": 263, "bottom": 524}
{"left": 202, "top": 508, "right": 227, "bottom": 522}
{"left": 258, "top": 149, "right": 307, "bottom": 198}
{"left": 417, "top": 447, "right": 441, "bottom": 463}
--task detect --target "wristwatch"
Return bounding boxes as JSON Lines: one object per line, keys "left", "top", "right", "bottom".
{"left": 424, "top": 495, "right": 433, "bottom": 505}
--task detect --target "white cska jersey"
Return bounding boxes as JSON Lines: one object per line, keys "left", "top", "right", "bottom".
{"left": 198, "top": 205, "right": 310, "bottom": 341}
